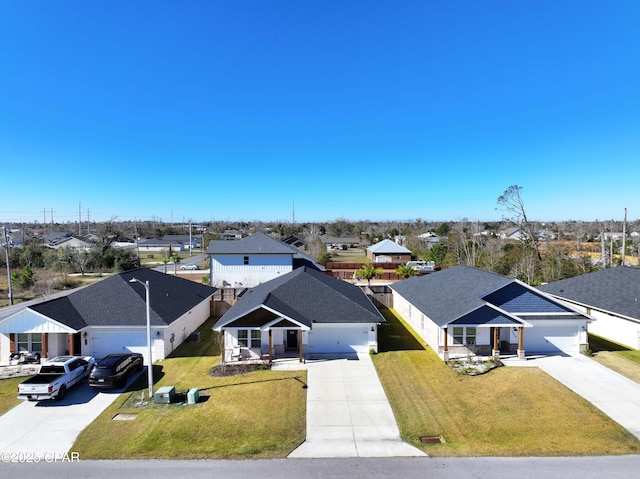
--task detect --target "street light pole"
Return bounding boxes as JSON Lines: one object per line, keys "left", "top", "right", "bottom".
{"left": 129, "top": 278, "right": 154, "bottom": 399}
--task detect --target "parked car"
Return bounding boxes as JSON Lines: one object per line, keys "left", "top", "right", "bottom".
{"left": 17, "top": 355, "right": 96, "bottom": 401}
{"left": 88, "top": 353, "right": 143, "bottom": 389}
{"left": 180, "top": 263, "right": 199, "bottom": 270}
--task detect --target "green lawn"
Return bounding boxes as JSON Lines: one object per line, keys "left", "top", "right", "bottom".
{"left": 72, "top": 318, "right": 307, "bottom": 459}
{"left": 371, "top": 308, "right": 640, "bottom": 456}
{"left": 0, "top": 376, "right": 27, "bottom": 416}
{"left": 589, "top": 333, "right": 640, "bottom": 384}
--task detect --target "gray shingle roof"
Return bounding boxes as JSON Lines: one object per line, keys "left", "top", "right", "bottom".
{"left": 390, "top": 265, "right": 514, "bottom": 326}
{"left": 390, "top": 265, "right": 585, "bottom": 327}
{"left": 366, "top": 239, "right": 411, "bottom": 254}
{"left": 29, "top": 268, "right": 216, "bottom": 328}
{"left": 537, "top": 266, "right": 640, "bottom": 320}
{"left": 214, "top": 267, "right": 384, "bottom": 329}
{"left": 207, "top": 231, "right": 295, "bottom": 255}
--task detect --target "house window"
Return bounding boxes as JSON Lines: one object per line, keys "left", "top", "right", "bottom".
{"left": 16, "top": 333, "right": 42, "bottom": 353}
{"left": 31, "top": 333, "right": 43, "bottom": 352}
{"left": 17, "top": 333, "right": 29, "bottom": 352}
{"left": 452, "top": 327, "right": 464, "bottom": 345}
{"left": 243, "top": 256, "right": 249, "bottom": 265}
{"left": 237, "top": 330, "right": 261, "bottom": 348}
{"left": 452, "top": 327, "right": 475, "bottom": 346}
{"left": 466, "top": 327, "right": 476, "bottom": 345}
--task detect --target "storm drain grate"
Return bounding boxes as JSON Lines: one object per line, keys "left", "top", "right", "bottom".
{"left": 419, "top": 436, "right": 443, "bottom": 444}
{"left": 113, "top": 414, "right": 137, "bottom": 421}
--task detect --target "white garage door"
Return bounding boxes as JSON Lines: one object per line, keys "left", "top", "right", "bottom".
{"left": 91, "top": 331, "right": 148, "bottom": 361}
{"left": 524, "top": 327, "right": 579, "bottom": 354}
{"left": 307, "top": 324, "right": 370, "bottom": 354}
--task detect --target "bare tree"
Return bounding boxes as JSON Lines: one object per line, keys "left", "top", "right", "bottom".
{"left": 497, "top": 185, "right": 542, "bottom": 261}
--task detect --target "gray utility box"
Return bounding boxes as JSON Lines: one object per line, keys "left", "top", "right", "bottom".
{"left": 187, "top": 388, "right": 199, "bottom": 405}
{"left": 154, "top": 386, "right": 176, "bottom": 404}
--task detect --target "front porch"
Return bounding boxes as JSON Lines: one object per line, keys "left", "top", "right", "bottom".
{"left": 441, "top": 323, "right": 527, "bottom": 361}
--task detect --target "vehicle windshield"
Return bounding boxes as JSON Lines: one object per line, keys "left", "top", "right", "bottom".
{"left": 39, "top": 365, "right": 65, "bottom": 374}
{"left": 96, "top": 356, "right": 123, "bottom": 368}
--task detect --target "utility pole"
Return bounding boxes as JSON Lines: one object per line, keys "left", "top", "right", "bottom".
{"left": 189, "top": 220, "right": 193, "bottom": 257}
{"left": 622, "top": 208, "right": 627, "bottom": 267}
{"left": 3, "top": 227, "right": 13, "bottom": 305}
{"left": 78, "top": 202, "right": 82, "bottom": 235}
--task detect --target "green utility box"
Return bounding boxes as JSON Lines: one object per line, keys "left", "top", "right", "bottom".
{"left": 187, "top": 388, "right": 199, "bottom": 405}
{"left": 154, "top": 386, "right": 176, "bottom": 404}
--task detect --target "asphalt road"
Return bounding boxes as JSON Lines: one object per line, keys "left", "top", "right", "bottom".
{"left": 1, "top": 456, "right": 639, "bottom": 479}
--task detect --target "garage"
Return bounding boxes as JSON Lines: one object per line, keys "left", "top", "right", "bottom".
{"left": 307, "top": 323, "right": 372, "bottom": 354}
{"left": 523, "top": 325, "right": 579, "bottom": 354}
{"left": 91, "top": 330, "right": 149, "bottom": 361}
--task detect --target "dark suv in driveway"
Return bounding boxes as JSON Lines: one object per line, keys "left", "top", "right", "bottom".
{"left": 88, "top": 353, "right": 143, "bottom": 389}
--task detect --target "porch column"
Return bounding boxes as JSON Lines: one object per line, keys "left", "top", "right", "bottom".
{"left": 443, "top": 327, "right": 449, "bottom": 361}
{"left": 68, "top": 333, "right": 75, "bottom": 356}
{"left": 268, "top": 330, "right": 273, "bottom": 361}
{"left": 42, "top": 333, "right": 48, "bottom": 361}
{"left": 220, "top": 331, "right": 225, "bottom": 364}
{"left": 298, "top": 329, "right": 303, "bottom": 363}
{"left": 492, "top": 327, "right": 500, "bottom": 359}
{"left": 517, "top": 327, "right": 525, "bottom": 360}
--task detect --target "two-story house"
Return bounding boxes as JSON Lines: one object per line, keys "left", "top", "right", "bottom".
{"left": 207, "top": 232, "right": 324, "bottom": 288}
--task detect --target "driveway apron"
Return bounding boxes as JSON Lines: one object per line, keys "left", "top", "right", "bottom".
{"left": 506, "top": 354, "right": 640, "bottom": 441}
{"left": 0, "top": 375, "right": 136, "bottom": 459}
{"left": 287, "top": 353, "right": 425, "bottom": 458}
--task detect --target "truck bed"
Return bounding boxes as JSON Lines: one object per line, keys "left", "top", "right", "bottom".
{"left": 19, "top": 373, "right": 65, "bottom": 385}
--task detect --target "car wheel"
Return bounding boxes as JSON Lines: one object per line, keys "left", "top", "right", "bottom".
{"left": 56, "top": 386, "right": 66, "bottom": 401}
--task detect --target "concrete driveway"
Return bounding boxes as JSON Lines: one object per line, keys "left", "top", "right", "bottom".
{"left": 504, "top": 354, "right": 640, "bottom": 441}
{"left": 0, "top": 371, "right": 142, "bottom": 459}
{"left": 285, "top": 353, "right": 425, "bottom": 458}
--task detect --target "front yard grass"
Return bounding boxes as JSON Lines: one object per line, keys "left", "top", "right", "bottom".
{"left": 589, "top": 333, "right": 640, "bottom": 384}
{"left": 0, "top": 376, "right": 27, "bottom": 416}
{"left": 72, "top": 318, "right": 306, "bottom": 459}
{"left": 372, "top": 308, "right": 640, "bottom": 457}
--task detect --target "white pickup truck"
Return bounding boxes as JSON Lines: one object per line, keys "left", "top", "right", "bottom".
{"left": 17, "top": 355, "right": 96, "bottom": 401}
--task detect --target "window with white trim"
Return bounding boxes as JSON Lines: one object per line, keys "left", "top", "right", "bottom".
{"left": 16, "top": 333, "right": 42, "bottom": 353}
{"left": 452, "top": 327, "right": 476, "bottom": 345}
{"left": 237, "top": 330, "right": 261, "bottom": 348}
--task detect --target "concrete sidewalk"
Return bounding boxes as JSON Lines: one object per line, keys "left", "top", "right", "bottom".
{"left": 285, "top": 353, "right": 425, "bottom": 458}
{"left": 504, "top": 354, "right": 640, "bottom": 441}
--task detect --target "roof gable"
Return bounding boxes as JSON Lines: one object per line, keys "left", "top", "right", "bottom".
{"left": 390, "top": 266, "right": 512, "bottom": 326}
{"left": 483, "top": 282, "right": 574, "bottom": 314}
{"left": 214, "top": 267, "right": 384, "bottom": 329}
{"left": 367, "top": 239, "right": 411, "bottom": 254}
{"left": 449, "top": 305, "right": 524, "bottom": 326}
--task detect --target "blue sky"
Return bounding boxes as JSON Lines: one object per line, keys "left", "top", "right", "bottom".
{"left": 1, "top": 1, "right": 639, "bottom": 224}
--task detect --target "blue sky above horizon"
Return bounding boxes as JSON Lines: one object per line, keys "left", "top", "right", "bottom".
{"left": 1, "top": 1, "right": 639, "bottom": 225}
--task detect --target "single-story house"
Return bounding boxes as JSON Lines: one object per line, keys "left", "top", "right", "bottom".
{"left": 538, "top": 267, "right": 640, "bottom": 350}
{"left": 213, "top": 267, "right": 384, "bottom": 362}
{"left": 207, "top": 232, "right": 324, "bottom": 288}
{"left": 0, "top": 268, "right": 216, "bottom": 364}
{"left": 47, "top": 235, "right": 93, "bottom": 251}
{"left": 366, "top": 239, "right": 412, "bottom": 263}
{"left": 390, "top": 265, "right": 591, "bottom": 360}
